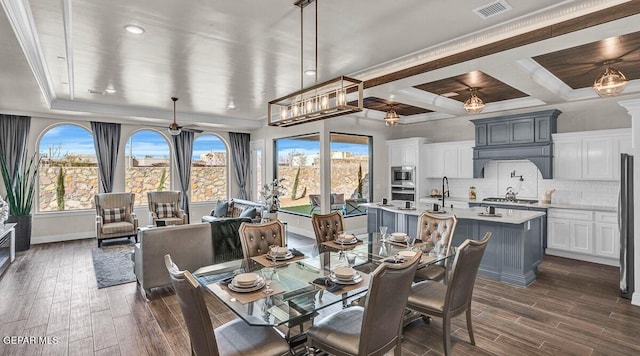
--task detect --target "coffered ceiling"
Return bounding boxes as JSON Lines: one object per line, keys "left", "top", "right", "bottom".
{"left": 1, "top": 0, "right": 640, "bottom": 129}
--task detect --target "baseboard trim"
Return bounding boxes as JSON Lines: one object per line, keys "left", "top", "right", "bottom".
{"left": 32, "top": 232, "right": 94, "bottom": 244}
{"left": 544, "top": 249, "right": 618, "bottom": 267}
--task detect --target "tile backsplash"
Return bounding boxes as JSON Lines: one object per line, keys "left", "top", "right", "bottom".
{"left": 425, "top": 160, "right": 619, "bottom": 207}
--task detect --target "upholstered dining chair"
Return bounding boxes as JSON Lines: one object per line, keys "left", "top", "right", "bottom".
{"left": 306, "top": 250, "right": 422, "bottom": 356}
{"left": 413, "top": 212, "right": 458, "bottom": 282}
{"left": 147, "top": 191, "right": 187, "bottom": 226}
{"left": 164, "top": 254, "right": 290, "bottom": 356}
{"left": 406, "top": 232, "right": 492, "bottom": 356}
{"left": 94, "top": 192, "right": 138, "bottom": 247}
{"left": 238, "top": 220, "right": 286, "bottom": 266}
{"left": 311, "top": 211, "right": 344, "bottom": 247}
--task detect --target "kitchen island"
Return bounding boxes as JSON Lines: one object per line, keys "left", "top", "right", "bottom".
{"left": 364, "top": 203, "right": 545, "bottom": 286}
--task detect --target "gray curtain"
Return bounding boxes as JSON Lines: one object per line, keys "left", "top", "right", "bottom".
{"left": 0, "top": 114, "right": 31, "bottom": 189}
{"left": 229, "top": 132, "right": 250, "bottom": 200}
{"left": 172, "top": 131, "right": 194, "bottom": 222}
{"left": 90, "top": 121, "right": 121, "bottom": 193}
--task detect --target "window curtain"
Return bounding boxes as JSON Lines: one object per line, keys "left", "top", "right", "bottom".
{"left": 229, "top": 132, "right": 250, "bottom": 200}
{"left": 90, "top": 121, "right": 121, "bottom": 193}
{"left": 0, "top": 114, "right": 31, "bottom": 189}
{"left": 172, "top": 131, "right": 194, "bottom": 222}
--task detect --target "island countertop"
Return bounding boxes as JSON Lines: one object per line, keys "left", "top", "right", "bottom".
{"left": 362, "top": 203, "right": 545, "bottom": 225}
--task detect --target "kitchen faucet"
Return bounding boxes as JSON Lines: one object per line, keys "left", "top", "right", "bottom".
{"left": 442, "top": 176, "right": 449, "bottom": 211}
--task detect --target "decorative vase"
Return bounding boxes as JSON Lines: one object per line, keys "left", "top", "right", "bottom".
{"left": 7, "top": 215, "right": 32, "bottom": 251}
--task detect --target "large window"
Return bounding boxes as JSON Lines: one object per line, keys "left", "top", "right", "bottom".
{"left": 275, "top": 134, "right": 320, "bottom": 215}
{"left": 330, "top": 133, "right": 372, "bottom": 216}
{"left": 38, "top": 125, "right": 98, "bottom": 211}
{"left": 125, "top": 130, "right": 170, "bottom": 206}
{"left": 191, "top": 134, "right": 228, "bottom": 202}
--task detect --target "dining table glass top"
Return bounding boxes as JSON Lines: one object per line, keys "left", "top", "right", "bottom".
{"left": 193, "top": 232, "right": 455, "bottom": 327}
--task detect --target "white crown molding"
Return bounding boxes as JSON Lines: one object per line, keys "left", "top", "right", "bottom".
{"left": 62, "top": 0, "right": 74, "bottom": 100}
{"left": 350, "top": 0, "right": 630, "bottom": 82}
{"left": 0, "top": 0, "right": 55, "bottom": 106}
{"left": 50, "top": 99, "right": 263, "bottom": 129}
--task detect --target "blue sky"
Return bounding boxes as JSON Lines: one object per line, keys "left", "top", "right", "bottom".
{"left": 39, "top": 126, "right": 225, "bottom": 159}
{"left": 276, "top": 138, "right": 369, "bottom": 160}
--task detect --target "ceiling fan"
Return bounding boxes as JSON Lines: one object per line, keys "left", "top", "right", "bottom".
{"left": 164, "top": 97, "right": 203, "bottom": 135}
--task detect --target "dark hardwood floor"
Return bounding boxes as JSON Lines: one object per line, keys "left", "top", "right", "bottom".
{"left": 1, "top": 238, "right": 639, "bottom": 355}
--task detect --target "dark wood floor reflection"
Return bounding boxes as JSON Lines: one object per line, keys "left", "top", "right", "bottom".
{"left": 1, "top": 239, "right": 639, "bottom": 355}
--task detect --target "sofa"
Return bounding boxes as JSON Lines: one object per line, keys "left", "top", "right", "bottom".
{"left": 133, "top": 218, "right": 251, "bottom": 298}
{"left": 201, "top": 198, "right": 263, "bottom": 223}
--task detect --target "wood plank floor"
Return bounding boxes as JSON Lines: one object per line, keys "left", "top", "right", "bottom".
{"left": 1, "top": 238, "right": 639, "bottom": 355}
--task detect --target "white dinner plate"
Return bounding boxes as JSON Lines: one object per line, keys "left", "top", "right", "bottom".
{"left": 336, "top": 238, "right": 358, "bottom": 245}
{"left": 268, "top": 251, "right": 294, "bottom": 261}
{"left": 228, "top": 278, "right": 266, "bottom": 293}
{"left": 329, "top": 272, "right": 363, "bottom": 285}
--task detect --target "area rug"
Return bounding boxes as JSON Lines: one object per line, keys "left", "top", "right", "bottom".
{"left": 92, "top": 244, "right": 136, "bottom": 289}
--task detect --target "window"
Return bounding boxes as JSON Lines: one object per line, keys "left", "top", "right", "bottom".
{"left": 191, "top": 134, "right": 228, "bottom": 202}
{"left": 275, "top": 134, "right": 320, "bottom": 215}
{"left": 330, "top": 133, "right": 372, "bottom": 216}
{"left": 250, "top": 140, "right": 264, "bottom": 202}
{"left": 38, "top": 124, "right": 98, "bottom": 211}
{"left": 125, "top": 130, "right": 170, "bottom": 206}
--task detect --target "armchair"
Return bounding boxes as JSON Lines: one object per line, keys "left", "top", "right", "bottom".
{"left": 147, "top": 191, "right": 187, "bottom": 226}
{"left": 95, "top": 192, "right": 138, "bottom": 247}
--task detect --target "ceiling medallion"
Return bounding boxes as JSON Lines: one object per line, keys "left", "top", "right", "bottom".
{"left": 267, "top": 0, "right": 363, "bottom": 127}
{"left": 463, "top": 88, "right": 486, "bottom": 114}
{"left": 593, "top": 64, "right": 628, "bottom": 97}
{"left": 384, "top": 106, "right": 400, "bottom": 127}
{"left": 168, "top": 97, "right": 182, "bottom": 136}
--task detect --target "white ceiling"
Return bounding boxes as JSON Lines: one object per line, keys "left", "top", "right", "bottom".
{"left": 1, "top": 0, "right": 639, "bottom": 130}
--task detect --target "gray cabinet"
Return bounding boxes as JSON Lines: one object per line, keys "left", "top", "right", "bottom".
{"left": 487, "top": 122, "right": 509, "bottom": 145}
{"left": 475, "top": 124, "right": 487, "bottom": 146}
{"left": 534, "top": 116, "right": 554, "bottom": 143}
{"left": 472, "top": 109, "right": 559, "bottom": 148}
{"left": 510, "top": 119, "right": 535, "bottom": 144}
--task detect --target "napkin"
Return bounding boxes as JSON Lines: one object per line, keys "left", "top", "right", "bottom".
{"left": 383, "top": 258, "right": 404, "bottom": 264}
{"left": 290, "top": 248, "right": 304, "bottom": 257}
{"left": 312, "top": 278, "right": 344, "bottom": 293}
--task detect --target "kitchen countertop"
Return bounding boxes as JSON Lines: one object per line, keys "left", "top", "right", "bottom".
{"left": 363, "top": 203, "right": 545, "bottom": 225}
{"left": 418, "top": 196, "right": 617, "bottom": 213}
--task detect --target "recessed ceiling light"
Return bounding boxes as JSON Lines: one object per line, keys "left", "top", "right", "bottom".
{"left": 441, "top": 92, "right": 459, "bottom": 97}
{"left": 105, "top": 88, "right": 117, "bottom": 94}
{"left": 125, "top": 25, "right": 145, "bottom": 34}
{"left": 304, "top": 69, "right": 316, "bottom": 76}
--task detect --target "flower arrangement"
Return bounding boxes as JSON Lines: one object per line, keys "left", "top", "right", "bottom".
{"left": 261, "top": 178, "right": 286, "bottom": 213}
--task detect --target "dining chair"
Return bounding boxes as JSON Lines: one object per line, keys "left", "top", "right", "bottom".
{"left": 310, "top": 211, "right": 344, "bottom": 246}
{"left": 164, "top": 254, "right": 290, "bottom": 356}
{"left": 306, "top": 250, "right": 422, "bottom": 356}
{"left": 413, "top": 211, "right": 458, "bottom": 282}
{"left": 238, "top": 220, "right": 285, "bottom": 265}
{"left": 406, "top": 232, "right": 492, "bottom": 356}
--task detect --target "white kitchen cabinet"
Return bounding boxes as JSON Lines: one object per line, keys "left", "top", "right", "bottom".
{"left": 570, "top": 220, "right": 593, "bottom": 254}
{"left": 458, "top": 144, "right": 474, "bottom": 179}
{"left": 552, "top": 129, "right": 630, "bottom": 180}
{"left": 547, "top": 218, "right": 571, "bottom": 251}
{"left": 388, "top": 138, "right": 426, "bottom": 167}
{"left": 423, "top": 140, "right": 474, "bottom": 179}
{"left": 594, "top": 212, "right": 619, "bottom": 260}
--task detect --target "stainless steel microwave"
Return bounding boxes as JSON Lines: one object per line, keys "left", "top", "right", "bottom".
{"left": 391, "top": 166, "right": 415, "bottom": 186}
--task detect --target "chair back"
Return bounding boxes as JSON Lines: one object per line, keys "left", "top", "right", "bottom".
{"left": 445, "top": 232, "right": 492, "bottom": 314}
{"left": 238, "top": 220, "right": 285, "bottom": 262}
{"left": 95, "top": 192, "right": 135, "bottom": 221}
{"left": 359, "top": 251, "right": 422, "bottom": 354}
{"left": 311, "top": 211, "right": 344, "bottom": 244}
{"left": 164, "top": 254, "right": 219, "bottom": 356}
{"left": 417, "top": 212, "right": 458, "bottom": 252}
{"left": 147, "top": 191, "right": 182, "bottom": 214}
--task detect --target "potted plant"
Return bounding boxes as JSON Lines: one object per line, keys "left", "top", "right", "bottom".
{"left": 261, "top": 178, "right": 286, "bottom": 220}
{"left": 0, "top": 152, "right": 39, "bottom": 251}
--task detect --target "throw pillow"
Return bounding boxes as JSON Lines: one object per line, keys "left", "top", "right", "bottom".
{"left": 213, "top": 200, "right": 229, "bottom": 217}
{"left": 156, "top": 202, "right": 175, "bottom": 219}
{"left": 103, "top": 207, "right": 125, "bottom": 223}
{"left": 239, "top": 207, "right": 257, "bottom": 219}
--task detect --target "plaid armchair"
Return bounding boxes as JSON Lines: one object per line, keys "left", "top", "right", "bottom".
{"left": 147, "top": 191, "right": 188, "bottom": 226}
{"left": 95, "top": 192, "right": 138, "bottom": 247}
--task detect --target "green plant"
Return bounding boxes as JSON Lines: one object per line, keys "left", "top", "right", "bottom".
{"left": 290, "top": 166, "right": 301, "bottom": 199}
{"left": 56, "top": 167, "right": 65, "bottom": 210}
{"left": 357, "top": 163, "right": 363, "bottom": 199}
{"left": 0, "top": 152, "right": 39, "bottom": 216}
{"left": 157, "top": 169, "right": 167, "bottom": 191}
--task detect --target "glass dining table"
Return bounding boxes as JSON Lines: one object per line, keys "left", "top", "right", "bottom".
{"left": 193, "top": 232, "right": 455, "bottom": 331}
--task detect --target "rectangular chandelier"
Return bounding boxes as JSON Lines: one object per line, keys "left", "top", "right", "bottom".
{"left": 268, "top": 76, "right": 363, "bottom": 127}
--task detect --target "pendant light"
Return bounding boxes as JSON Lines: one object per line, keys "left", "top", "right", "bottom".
{"left": 384, "top": 105, "right": 400, "bottom": 127}
{"left": 168, "top": 97, "right": 182, "bottom": 136}
{"left": 463, "top": 88, "right": 485, "bottom": 114}
{"left": 593, "top": 63, "right": 628, "bottom": 97}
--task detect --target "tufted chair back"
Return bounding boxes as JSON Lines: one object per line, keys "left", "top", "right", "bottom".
{"left": 417, "top": 212, "right": 458, "bottom": 252}
{"left": 311, "top": 211, "right": 345, "bottom": 245}
{"left": 238, "top": 220, "right": 285, "bottom": 264}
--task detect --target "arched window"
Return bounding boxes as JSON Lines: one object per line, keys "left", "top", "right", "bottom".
{"left": 125, "top": 130, "right": 171, "bottom": 206}
{"left": 191, "top": 134, "right": 228, "bottom": 202}
{"left": 38, "top": 124, "right": 98, "bottom": 212}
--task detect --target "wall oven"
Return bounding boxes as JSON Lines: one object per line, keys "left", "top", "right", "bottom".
{"left": 391, "top": 166, "right": 415, "bottom": 187}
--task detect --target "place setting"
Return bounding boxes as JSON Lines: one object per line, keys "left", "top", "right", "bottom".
{"left": 386, "top": 232, "right": 423, "bottom": 248}
{"left": 322, "top": 231, "right": 363, "bottom": 250}
{"left": 215, "top": 269, "right": 284, "bottom": 304}
{"left": 312, "top": 266, "right": 369, "bottom": 294}
{"left": 251, "top": 245, "right": 306, "bottom": 267}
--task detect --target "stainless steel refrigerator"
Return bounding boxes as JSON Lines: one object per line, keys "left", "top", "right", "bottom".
{"left": 619, "top": 153, "right": 634, "bottom": 299}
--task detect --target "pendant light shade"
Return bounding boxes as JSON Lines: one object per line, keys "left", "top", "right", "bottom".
{"left": 463, "top": 88, "right": 485, "bottom": 114}
{"left": 168, "top": 97, "right": 182, "bottom": 136}
{"left": 384, "top": 107, "right": 400, "bottom": 127}
{"left": 593, "top": 65, "right": 628, "bottom": 97}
